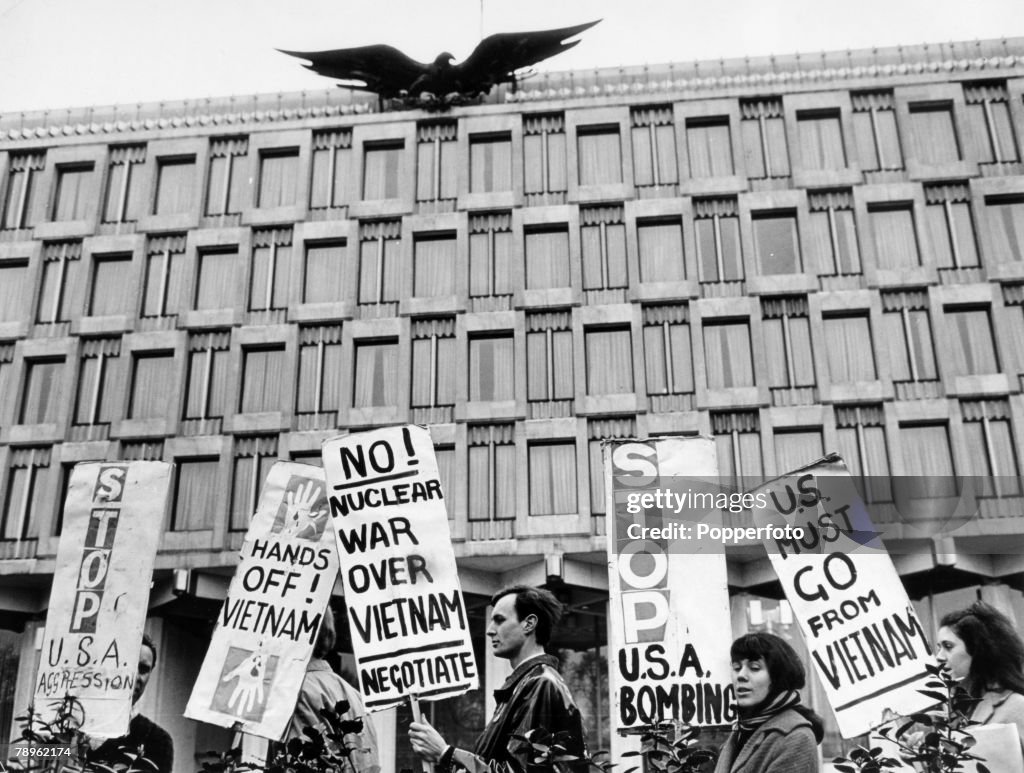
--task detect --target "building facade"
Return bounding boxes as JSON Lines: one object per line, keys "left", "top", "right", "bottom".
{"left": 2, "top": 36, "right": 1024, "bottom": 770}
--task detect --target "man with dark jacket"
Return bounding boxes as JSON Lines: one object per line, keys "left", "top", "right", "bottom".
{"left": 409, "top": 585, "right": 587, "bottom": 773}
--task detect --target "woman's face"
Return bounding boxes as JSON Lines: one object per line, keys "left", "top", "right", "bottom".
{"left": 732, "top": 656, "right": 772, "bottom": 709}
{"left": 935, "top": 625, "right": 972, "bottom": 681}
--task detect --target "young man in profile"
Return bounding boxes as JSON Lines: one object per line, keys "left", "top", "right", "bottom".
{"left": 409, "top": 585, "right": 587, "bottom": 773}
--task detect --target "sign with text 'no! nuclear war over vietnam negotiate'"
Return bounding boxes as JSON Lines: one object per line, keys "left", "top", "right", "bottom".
{"left": 322, "top": 425, "right": 478, "bottom": 711}
{"left": 35, "top": 462, "right": 172, "bottom": 737}
{"left": 186, "top": 461, "right": 339, "bottom": 740}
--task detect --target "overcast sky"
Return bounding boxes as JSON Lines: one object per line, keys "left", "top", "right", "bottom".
{"left": 0, "top": 0, "right": 1021, "bottom": 113}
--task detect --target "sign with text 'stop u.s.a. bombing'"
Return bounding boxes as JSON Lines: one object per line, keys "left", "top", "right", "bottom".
{"left": 322, "top": 425, "right": 477, "bottom": 711}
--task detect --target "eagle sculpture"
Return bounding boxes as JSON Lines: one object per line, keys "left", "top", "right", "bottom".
{"left": 279, "top": 20, "right": 600, "bottom": 109}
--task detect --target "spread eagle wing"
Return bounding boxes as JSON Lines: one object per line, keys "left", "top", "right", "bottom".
{"left": 455, "top": 19, "right": 601, "bottom": 93}
{"left": 277, "top": 44, "right": 429, "bottom": 97}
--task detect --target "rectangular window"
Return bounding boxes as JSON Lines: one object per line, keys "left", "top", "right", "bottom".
{"left": 297, "top": 325, "right": 343, "bottom": 421}
{"left": 695, "top": 198, "right": 743, "bottom": 282}
{"left": 686, "top": 117, "right": 733, "bottom": 178}
{"left": 358, "top": 220, "right": 401, "bottom": 307}
{"left": 257, "top": 149, "right": 299, "bottom": 208}
{"left": 526, "top": 311, "right": 574, "bottom": 413}
{"left": 231, "top": 436, "right": 278, "bottom": 531}
{"left": 909, "top": 103, "right": 961, "bottom": 164}
{"left": 961, "top": 399, "right": 1021, "bottom": 497}
{"left": 303, "top": 240, "right": 346, "bottom": 304}
{"left": 470, "top": 133, "right": 512, "bottom": 193}
{"left": 240, "top": 346, "right": 286, "bottom": 412}
{"left": 469, "top": 212, "right": 513, "bottom": 300}
{"left": 52, "top": 163, "right": 94, "bottom": 221}
{"left": 923, "top": 183, "right": 978, "bottom": 269}
{"left": 632, "top": 105, "right": 679, "bottom": 187}
{"left": 637, "top": 218, "right": 685, "bottom": 283}
{"left": 205, "top": 137, "right": 248, "bottom": 216}
{"left": 823, "top": 315, "right": 876, "bottom": 382}
{"left": 740, "top": 98, "right": 790, "bottom": 178}
{"left": 525, "top": 226, "right": 570, "bottom": 289}
{"left": 577, "top": 126, "right": 622, "bottom": 185}
{"left": 797, "top": 111, "right": 846, "bottom": 170}
{"left": 851, "top": 92, "right": 903, "bottom": 172}
{"left": 713, "top": 412, "right": 764, "bottom": 484}
{"left": 528, "top": 442, "right": 577, "bottom": 515}
{"left": 2, "top": 152, "right": 44, "bottom": 230}
{"left": 142, "top": 235, "right": 188, "bottom": 318}
{"left": 581, "top": 206, "right": 628, "bottom": 291}
{"left": 416, "top": 123, "right": 457, "bottom": 206}
{"left": 469, "top": 334, "right": 515, "bottom": 401}
{"left": 588, "top": 417, "right": 637, "bottom": 515}
{"left": 753, "top": 211, "right": 802, "bottom": 275}
{"left": 414, "top": 232, "right": 456, "bottom": 296}
{"left": 73, "top": 339, "right": 125, "bottom": 428}
{"left": 0, "top": 259, "right": 30, "bottom": 322}
{"left": 834, "top": 405, "right": 891, "bottom": 502}
{"left": 468, "top": 424, "right": 515, "bottom": 521}
{"left": 362, "top": 141, "right": 403, "bottom": 200}
{"left": 153, "top": 156, "right": 196, "bottom": 215}
{"left": 249, "top": 228, "right": 293, "bottom": 312}
{"left": 184, "top": 331, "right": 231, "bottom": 422}
{"left": 128, "top": 351, "right": 176, "bottom": 419}
{"left": 762, "top": 296, "right": 815, "bottom": 396}
{"left": 524, "top": 113, "right": 567, "bottom": 204}
{"left": 984, "top": 196, "right": 1024, "bottom": 264}
{"left": 435, "top": 446, "right": 455, "bottom": 518}
{"left": 806, "top": 191, "right": 861, "bottom": 276}
{"left": 900, "top": 423, "right": 955, "bottom": 477}
{"left": 89, "top": 253, "right": 134, "bottom": 316}
{"left": 172, "top": 457, "right": 219, "bottom": 531}
{"left": 37, "top": 242, "right": 83, "bottom": 324}
{"left": 353, "top": 339, "right": 398, "bottom": 407}
{"left": 585, "top": 327, "right": 635, "bottom": 394}
{"left": 2, "top": 448, "right": 50, "bottom": 540}
{"left": 869, "top": 204, "right": 920, "bottom": 269}
{"left": 0, "top": 345, "right": 13, "bottom": 419}
{"left": 1002, "top": 284, "right": 1024, "bottom": 377}
{"left": 20, "top": 359, "right": 63, "bottom": 424}
{"left": 773, "top": 429, "right": 824, "bottom": 474}
{"left": 411, "top": 318, "right": 456, "bottom": 412}
{"left": 945, "top": 306, "right": 999, "bottom": 376}
{"left": 642, "top": 305, "right": 693, "bottom": 401}
{"left": 311, "top": 129, "right": 352, "bottom": 210}
{"left": 102, "top": 145, "right": 146, "bottom": 224}
{"left": 195, "top": 247, "right": 240, "bottom": 310}
{"left": 703, "top": 321, "right": 754, "bottom": 388}
{"left": 880, "top": 290, "right": 938, "bottom": 389}
{"left": 963, "top": 82, "right": 1019, "bottom": 164}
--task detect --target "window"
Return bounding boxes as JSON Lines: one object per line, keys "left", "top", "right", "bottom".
{"left": 923, "top": 183, "right": 978, "bottom": 269}
{"left": 172, "top": 457, "right": 219, "bottom": 531}
{"left": 984, "top": 196, "right": 1024, "bottom": 264}
{"left": 762, "top": 297, "right": 815, "bottom": 398}
{"left": 524, "top": 113, "right": 567, "bottom": 204}
{"left": 240, "top": 346, "right": 286, "bottom": 413}
{"left": 900, "top": 423, "right": 955, "bottom": 477}
{"left": 945, "top": 306, "right": 999, "bottom": 376}
{"left": 1003, "top": 284, "right": 1024, "bottom": 376}
{"left": 249, "top": 228, "right": 293, "bottom": 312}
{"left": 88, "top": 253, "right": 134, "bottom": 316}
{"left": 469, "top": 334, "right": 514, "bottom": 401}
{"left": 695, "top": 198, "right": 743, "bottom": 282}
{"left": 961, "top": 399, "right": 1021, "bottom": 496}
{"left": 128, "top": 351, "right": 176, "bottom": 419}
{"left": 73, "top": 339, "right": 125, "bottom": 429}
{"left": 823, "top": 314, "right": 876, "bottom": 382}
{"left": 52, "top": 164, "right": 94, "bottom": 221}
{"left": 527, "top": 311, "right": 574, "bottom": 414}
{"left": 637, "top": 219, "right": 685, "bottom": 283}
{"left": 311, "top": 129, "right": 352, "bottom": 210}
{"left": 20, "top": 359, "right": 63, "bottom": 424}
{"left": 362, "top": 141, "right": 403, "bottom": 200}
{"left": 416, "top": 123, "right": 457, "bottom": 206}
{"left": 0, "top": 259, "right": 30, "bottom": 322}
{"left": 880, "top": 290, "right": 938, "bottom": 391}
{"left": 834, "top": 405, "right": 892, "bottom": 502}
{"left": 2, "top": 152, "right": 44, "bottom": 230}
{"left": 37, "top": 242, "right": 83, "bottom": 324}
{"left": 642, "top": 305, "right": 693, "bottom": 406}
{"left": 2, "top": 448, "right": 49, "bottom": 540}
{"left": 469, "top": 212, "right": 513, "bottom": 300}
{"left": 467, "top": 424, "right": 515, "bottom": 521}
{"left": 581, "top": 206, "right": 627, "bottom": 292}
{"left": 358, "top": 220, "right": 401, "bottom": 307}
{"left": 525, "top": 226, "right": 570, "bottom": 289}
{"left": 153, "top": 156, "right": 196, "bottom": 215}
{"left": 585, "top": 328, "right": 634, "bottom": 394}
{"left": 414, "top": 232, "right": 456, "bottom": 296}
{"left": 411, "top": 318, "right": 456, "bottom": 416}
{"left": 908, "top": 103, "right": 961, "bottom": 164}
{"left": 231, "top": 436, "right": 278, "bottom": 530}
{"left": 632, "top": 105, "right": 679, "bottom": 188}
{"left": 851, "top": 92, "right": 903, "bottom": 172}
{"left": 740, "top": 98, "right": 790, "bottom": 178}
{"left": 470, "top": 133, "right": 512, "bottom": 193}
{"left": 435, "top": 445, "right": 455, "bottom": 517}
{"left": 102, "top": 145, "right": 146, "bottom": 224}
{"left": 195, "top": 247, "right": 240, "bottom": 310}
{"left": 806, "top": 191, "right": 861, "bottom": 276}
{"left": 797, "top": 111, "right": 846, "bottom": 170}
{"left": 0, "top": 345, "right": 13, "bottom": 418}
{"left": 753, "top": 211, "right": 802, "bottom": 275}
{"left": 528, "top": 442, "right": 577, "bottom": 515}
{"left": 713, "top": 412, "right": 764, "bottom": 485}
{"left": 257, "top": 149, "right": 299, "bottom": 208}
{"left": 142, "top": 235, "right": 187, "bottom": 318}
{"left": 303, "top": 240, "right": 346, "bottom": 303}
{"left": 703, "top": 321, "right": 754, "bottom": 388}
{"left": 577, "top": 126, "right": 622, "bottom": 185}
{"left": 963, "top": 82, "right": 1019, "bottom": 164}
{"left": 868, "top": 204, "right": 920, "bottom": 269}
{"left": 297, "top": 325, "right": 343, "bottom": 424}
{"left": 588, "top": 417, "right": 636, "bottom": 516}
{"left": 686, "top": 117, "right": 733, "bottom": 178}
{"left": 120, "top": 441, "right": 164, "bottom": 462}
{"left": 353, "top": 339, "right": 398, "bottom": 407}
{"left": 205, "top": 137, "right": 248, "bottom": 216}
{"left": 773, "top": 429, "right": 824, "bottom": 474}
{"left": 184, "top": 331, "right": 231, "bottom": 423}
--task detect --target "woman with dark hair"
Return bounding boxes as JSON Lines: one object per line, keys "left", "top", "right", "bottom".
{"left": 714, "top": 632, "right": 824, "bottom": 773}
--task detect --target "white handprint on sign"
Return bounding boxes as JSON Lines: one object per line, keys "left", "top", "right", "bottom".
{"left": 221, "top": 649, "right": 267, "bottom": 716}
{"left": 274, "top": 477, "right": 327, "bottom": 541}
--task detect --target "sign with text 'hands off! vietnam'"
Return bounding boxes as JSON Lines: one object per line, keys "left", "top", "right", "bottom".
{"left": 322, "top": 425, "right": 477, "bottom": 711}
{"left": 35, "top": 462, "right": 171, "bottom": 737}
{"left": 186, "top": 462, "right": 338, "bottom": 740}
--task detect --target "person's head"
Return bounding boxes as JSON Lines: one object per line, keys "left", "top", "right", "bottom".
{"left": 314, "top": 606, "right": 337, "bottom": 660}
{"left": 134, "top": 633, "right": 157, "bottom": 705}
{"left": 937, "top": 602, "right": 1024, "bottom": 696}
{"left": 487, "top": 585, "right": 563, "bottom": 661}
{"left": 730, "top": 633, "right": 806, "bottom": 711}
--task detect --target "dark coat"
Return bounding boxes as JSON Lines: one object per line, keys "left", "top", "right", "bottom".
{"left": 713, "top": 708, "right": 819, "bottom": 773}
{"left": 90, "top": 714, "right": 174, "bottom": 773}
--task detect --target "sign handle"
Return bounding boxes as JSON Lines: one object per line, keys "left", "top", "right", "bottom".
{"left": 409, "top": 695, "right": 433, "bottom": 773}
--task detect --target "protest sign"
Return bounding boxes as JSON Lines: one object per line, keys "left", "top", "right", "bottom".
{"left": 186, "top": 462, "right": 338, "bottom": 740}
{"left": 606, "top": 437, "right": 734, "bottom": 760}
{"left": 35, "top": 462, "right": 171, "bottom": 737}
{"left": 322, "top": 425, "right": 477, "bottom": 711}
{"left": 751, "top": 454, "right": 937, "bottom": 738}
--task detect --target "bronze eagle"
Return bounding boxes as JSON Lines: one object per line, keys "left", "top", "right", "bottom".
{"left": 279, "top": 20, "right": 600, "bottom": 106}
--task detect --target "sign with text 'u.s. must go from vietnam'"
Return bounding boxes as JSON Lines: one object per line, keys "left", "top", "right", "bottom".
{"left": 322, "top": 425, "right": 477, "bottom": 711}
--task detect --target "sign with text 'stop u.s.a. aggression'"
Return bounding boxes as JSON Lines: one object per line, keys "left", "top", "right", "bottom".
{"left": 35, "top": 462, "right": 171, "bottom": 738}
{"left": 322, "top": 425, "right": 477, "bottom": 711}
